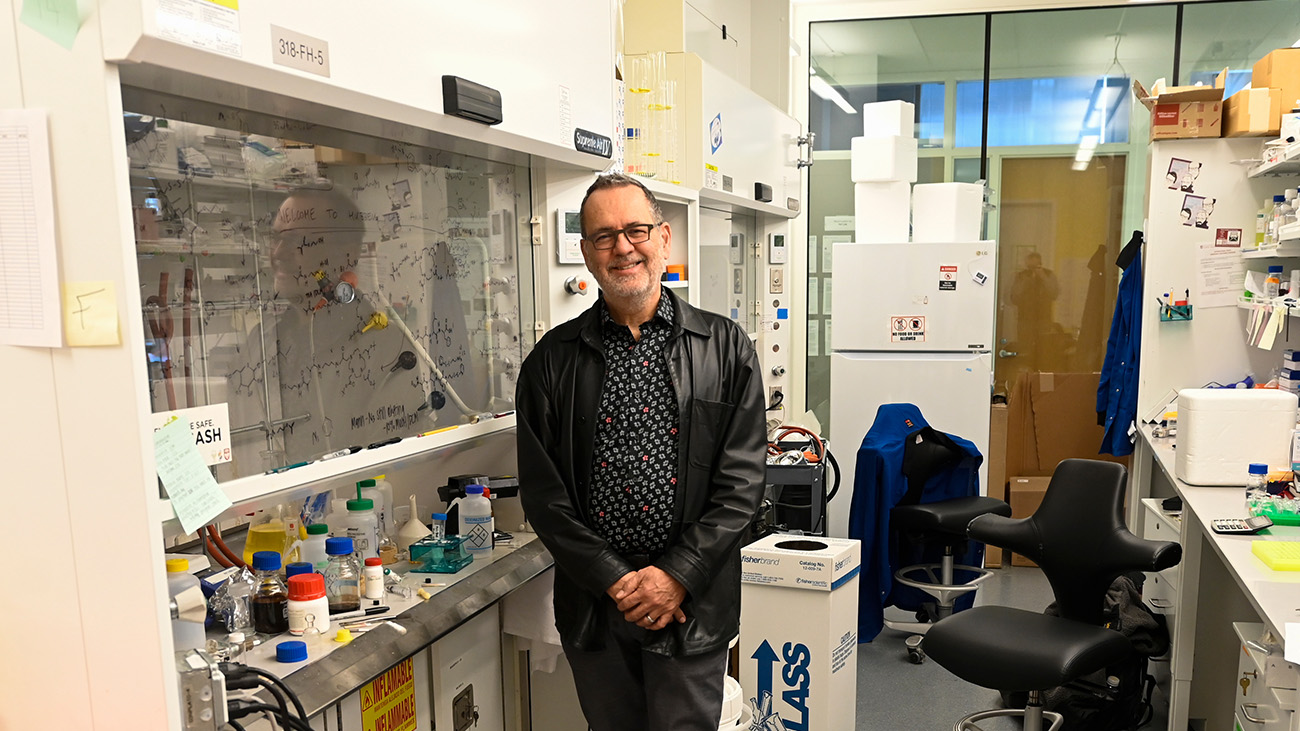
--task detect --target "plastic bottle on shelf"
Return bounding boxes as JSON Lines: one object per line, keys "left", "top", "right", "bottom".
{"left": 363, "top": 557, "right": 384, "bottom": 600}
{"left": 300, "top": 523, "right": 330, "bottom": 571}
{"left": 286, "top": 573, "right": 330, "bottom": 637}
{"left": 1247, "top": 463, "right": 1270, "bottom": 516}
{"left": 371, "top": 476, "right": 396, "bottom": 538}
{"left": 358, "top": 479, "right": 398, "bottom": 564}
{"left": 323, "top": 537, "right": 362, "bottom": 615}
{"left": 250, "top": 551, "right": 289, "bottom": 635}
{"left": 1267, "top": 195, "right": 1286, "bottom": 247}
{"left": 1257, "top": 198, "right": 1272, "bottom": 249}
{"left": 342, "top": 488, "right": 380, "bottom": 562}
{"left": 166, "top": 558, "right": 207, "bottom": 651}
{"left": 1266, "top": 266, "right": 1283, "bottom": 299}
{"left": 457, "top": 485, "right": 494, "bottom": 558}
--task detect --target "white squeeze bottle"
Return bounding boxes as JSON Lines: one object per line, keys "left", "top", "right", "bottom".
{"left": 343, "top": 487, "right": 381, "bottom": 562}
{"left": 300, "top": 523, "right": 331, "bottom": 571}
{"left": 166, "top": 559, "right": 207, "bottom": 651}
{"left": 458, "top": 485, "right": 494, "bottom": 559}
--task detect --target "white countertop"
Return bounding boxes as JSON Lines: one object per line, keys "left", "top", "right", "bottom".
{"left": 1144, "top": 428, "right": 1300, "bottom": 638}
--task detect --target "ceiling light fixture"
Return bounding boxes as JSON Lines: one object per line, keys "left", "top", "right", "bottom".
{"left": 810, "top": 73, "right": 857, "bottom": 115}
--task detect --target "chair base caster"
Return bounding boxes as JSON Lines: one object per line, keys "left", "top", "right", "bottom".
{"left": 905, "top": 634, "right": 925, "bottom": 664}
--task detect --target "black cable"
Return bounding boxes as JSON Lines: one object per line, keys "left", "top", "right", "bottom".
{"left": 226, "top": 664, "right": 308, "bottom": 720}
{"left": 254, "top": 679, "right": 292, "bottom": 724}
{"left": 766, "top": 390, "right": 784, "bottom": 411}
{"left": 228, "top": 703, "right": 315, "bottom": 731}
{"left": 825, "top": 448, "right": 841, "bottom": 503}
{"left": 225, "top": 675, "right": 293, "bottom": 726}
{"left": 225, "top": 721, "right": 245, "bottom": 731}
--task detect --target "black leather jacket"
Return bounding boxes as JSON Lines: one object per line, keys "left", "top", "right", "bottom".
{"left": 516, "top": 288, "right": 766, "bottom": 656}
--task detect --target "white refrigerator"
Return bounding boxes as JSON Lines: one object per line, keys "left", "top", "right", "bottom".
{"left": 828, "top": 241, "right": 998, "bottom": 538}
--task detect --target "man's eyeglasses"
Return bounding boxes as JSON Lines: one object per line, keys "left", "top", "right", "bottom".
{"left": 584, "top": 222, "right": 661, "bottom": 250}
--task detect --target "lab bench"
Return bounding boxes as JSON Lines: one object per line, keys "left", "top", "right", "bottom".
{"left": 1130, "top": 426, "right": 1300, "bottom": 730}
{"left": 230, "top": 533, "right": 552, "bottom": 729}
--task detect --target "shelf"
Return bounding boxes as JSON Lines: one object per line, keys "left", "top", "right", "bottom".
{"left": 664, "top": 280, "right": 689, "bottom": 289}
{"left": 1141, "top": 497, "right": 1182, "bottom": 534}
{"left": 1248, "top": 142, "right": 1300, "bottom": 178}
{"left": 129, "top": 163, "right": 306, "bottom": 192}
{"left": 135, "top": 238, "right": 260, "bottom": 256}
{"left": 1237, "top": 295, "right": 1300, "bottom": 313}
{"left": 158, "top": 415, "right": 517, "bottom": 527}
{"left": 640, "top": 177, "right": 698, "bottom": 205}
{"left": 699, "top": 186, "right": 800, "bottom": 219}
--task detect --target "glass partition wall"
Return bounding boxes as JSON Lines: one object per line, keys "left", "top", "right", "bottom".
{"left": 806, "top": 2, "right": 1300, "bottom": 438}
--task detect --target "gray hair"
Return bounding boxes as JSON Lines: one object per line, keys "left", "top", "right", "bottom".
{"left": 579, "top": 172, "right": 664, "bottom": 237}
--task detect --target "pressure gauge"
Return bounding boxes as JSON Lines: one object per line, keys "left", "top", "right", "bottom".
{"left": 333, "top": 280, "right": 356, "bottom": 304}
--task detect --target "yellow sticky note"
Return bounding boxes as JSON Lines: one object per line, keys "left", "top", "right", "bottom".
{"left": 20, "top": 0, "right": 82, "bottom": 50}
{"left": 63, "top": 281, "right": 120, "bottom": 346}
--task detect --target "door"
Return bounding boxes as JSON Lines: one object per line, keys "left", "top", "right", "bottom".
{"left": 994, "top": 155, "right": 1127, "bottom": 394}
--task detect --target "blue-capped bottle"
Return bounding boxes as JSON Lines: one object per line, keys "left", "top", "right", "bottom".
{"left": 323, "top": 536, "right": 362, "bottom": 615}
{"left": 251, "top": 551, "right": 289, "bottom": 635}
{"left": 1247, "top": 463, "right": 1270, "bottom": 516}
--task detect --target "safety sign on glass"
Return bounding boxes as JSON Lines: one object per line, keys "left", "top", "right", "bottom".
{"left": 891, "top": 315, "right": 926, "bottom": 342}
{"left": 361, "top": 657, "right": 417, "bottom": 731}
{"left": 939, "top": 265, "right": 958, "bottom": 291}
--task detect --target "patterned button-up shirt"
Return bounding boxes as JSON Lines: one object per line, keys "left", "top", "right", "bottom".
{"left": 588, "top": 290, "right": 680, "bottom": 556}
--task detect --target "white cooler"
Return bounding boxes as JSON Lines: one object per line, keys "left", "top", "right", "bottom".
{"left": 1175, "top": 388, "right": 1298, "bottom": 485}
{"left": 739, "top": 534, "right": 860, "bottom": 731}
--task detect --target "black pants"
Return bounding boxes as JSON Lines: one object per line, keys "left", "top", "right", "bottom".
{"left": 562, "top": 598, "right": 728, "bottom": 731}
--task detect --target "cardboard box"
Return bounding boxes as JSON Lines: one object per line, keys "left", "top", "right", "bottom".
{"left": 1254, "top": 49, "right": 1300, "bottom": 124}
{"left": 1225, "top": 87, "right": 1282, "bottom": 137}
{"left": 1007, "top": 372, "right": 1129, "bottom": 477}
{"left": 985, "top": 403, "right": 1009, "bottom": 568}
{"left": 1133, "top": 70, "right": 1226, "bottom": 140}
{"left": 740, "top": 534, "right": 860, "bottom": 731}
{"left": 1008, "top": 476, "right": 1050, "bottom": 567}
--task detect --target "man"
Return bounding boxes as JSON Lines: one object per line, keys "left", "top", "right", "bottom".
{"left": 516, "top": 173, "right": 766, "bottom": 731}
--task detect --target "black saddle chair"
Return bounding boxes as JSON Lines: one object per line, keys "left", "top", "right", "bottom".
{"left": 922, "top": 459, "right": 1182, "bottom": 731}
{"left": 885, "top": 426, "right": 1012, "bottom": 662}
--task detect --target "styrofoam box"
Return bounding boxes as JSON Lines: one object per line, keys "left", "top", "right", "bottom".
{"left": 850, "top": 135, "right": 918, "bottom": 183}
{"left": 740, "top": 535, "right": 860, "bottom": 731}
{"left": 862, "top": 100, "right": 915, "bottom": 138}
{"left": 854, "top": 181, "right": 911, "bottom": 243}
{"left": 1175, "top": 388, "right": 1298, "bottom": 486}
{"left": 911, "top": 182, "right": 983, "bottom": 243}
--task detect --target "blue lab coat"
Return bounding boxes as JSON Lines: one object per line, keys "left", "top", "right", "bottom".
{"left": 1097, "top": 249, "right": 1142, "bottom": 456}
{"left": 848, "top": 403, "right": 984, "bottom": 642}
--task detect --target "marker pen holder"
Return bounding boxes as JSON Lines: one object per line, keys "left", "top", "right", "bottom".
{"left": 1159, "top": 304, "right": 1193, "bottom": 322}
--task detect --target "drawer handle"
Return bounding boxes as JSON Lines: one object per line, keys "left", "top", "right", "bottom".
{"left": 1240, "top": 703, "right": 1267, "bottom": 724}
{"left": 1150, "top": 598, "right": 1173, "bottom": 609}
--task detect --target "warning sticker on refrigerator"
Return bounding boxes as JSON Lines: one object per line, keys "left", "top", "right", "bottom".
{"left": 939, "top": 265, "right": 958, "bottom": 291}
{"left": 891, "top": 316, "right": 926, "bottom": 342}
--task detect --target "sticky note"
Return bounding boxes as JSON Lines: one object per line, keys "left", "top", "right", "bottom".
{"left": 154, "top": 416, "right": 232, "bottom": 535}
{"left": 20, "top": 0, "right": 82, "bottom": 50}
{"left": 62, "top": 281, "right": 119, "bottom": 346}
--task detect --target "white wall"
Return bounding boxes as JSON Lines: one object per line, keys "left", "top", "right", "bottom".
{"left": 1, "top": 1, "right": 172, "bottom": 727}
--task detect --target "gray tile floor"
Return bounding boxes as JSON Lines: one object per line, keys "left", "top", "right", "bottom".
{"left": 853, "top": 566, "right": 1172, "bottom": 730}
